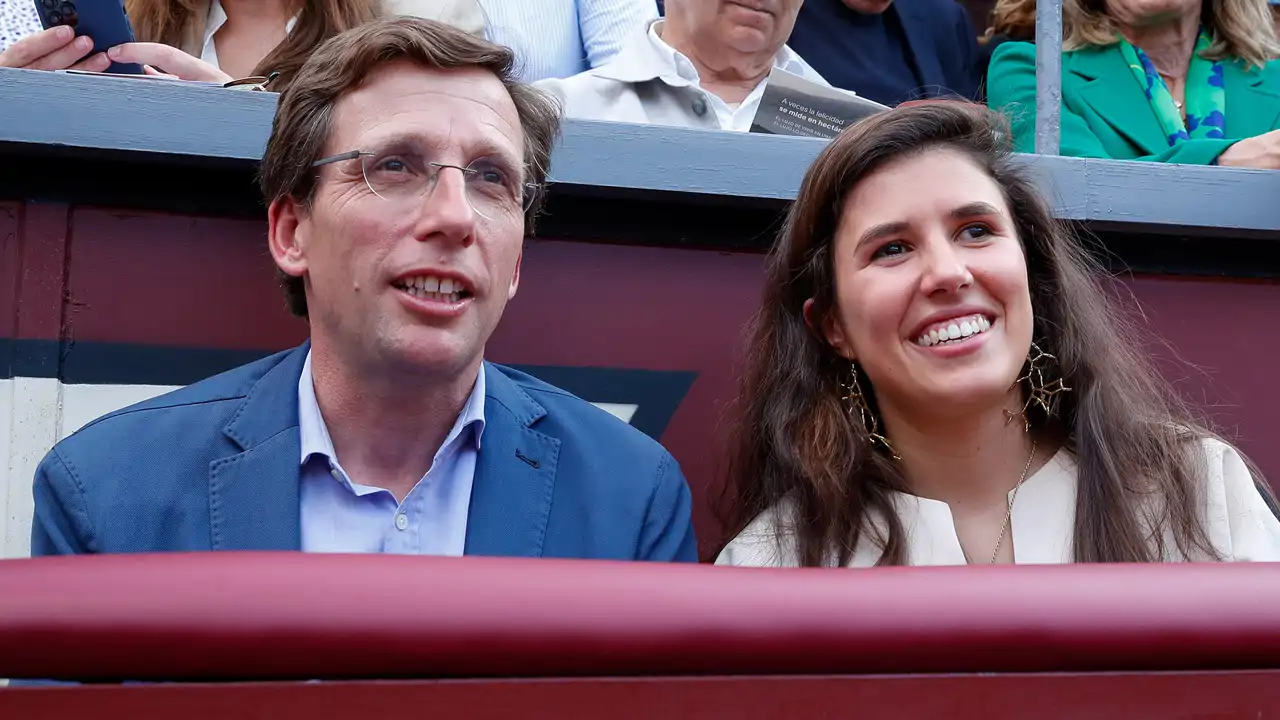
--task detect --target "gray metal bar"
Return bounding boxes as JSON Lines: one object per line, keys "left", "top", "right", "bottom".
{"left": 1035, "top": 0, "right": 1063, "bottom": 155}
{"left": 3, "top": 67, "right": 1280, "bottom": 233}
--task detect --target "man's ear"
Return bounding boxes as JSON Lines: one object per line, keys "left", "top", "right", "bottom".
{"left": 803, "top": 297, "right": 856, "bottom": 361}
{"left": 268, "top": 196, "right": 309, "bottom": 281}
{"left": 507, "top": 247, "right": 521, "bottom": 301}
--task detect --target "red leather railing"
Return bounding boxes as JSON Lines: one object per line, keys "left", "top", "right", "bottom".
{"left": 3, "top": 553, "right": 1280, "bottom": 682}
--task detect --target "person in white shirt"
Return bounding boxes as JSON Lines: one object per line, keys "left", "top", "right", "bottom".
{"left": 536, "top": 0, "right": 828, "bottom": 132}
{"left": 715, "top": 101, "right": 1280, "bottom": 568}
{"left": 480, "top": 0, "right": 658, "bottom": 82}
{"left": 0, "top": 0, "right": 109, "bottom": 70}
{"left": 1, "top": 0, "right": 484, "bottom": 91}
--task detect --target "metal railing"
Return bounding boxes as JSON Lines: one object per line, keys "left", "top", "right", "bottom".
{"left": 1035, "top": 0, "right": 1064, "bottom": 155}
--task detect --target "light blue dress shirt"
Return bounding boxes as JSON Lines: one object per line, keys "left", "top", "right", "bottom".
{"left": 480, "top": 0, "right": 658, "bottom": 82}
{"left": 297, "top": 351, "right": 486, "bottom": 555}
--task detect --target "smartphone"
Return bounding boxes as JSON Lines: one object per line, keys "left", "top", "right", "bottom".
{"left": 31, "top": 0, "right": 144, "bottom": 75}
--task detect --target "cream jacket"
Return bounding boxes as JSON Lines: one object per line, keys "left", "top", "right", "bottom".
{"left": 716, "top": 438, "right": 1280, "bottom": 567}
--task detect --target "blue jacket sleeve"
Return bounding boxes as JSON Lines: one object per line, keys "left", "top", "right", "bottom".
{"left": 638, "top": 452, "right": 699, "bottom": 562}
{"left": 31, "top": 447, "right": 94, "bottom": 555}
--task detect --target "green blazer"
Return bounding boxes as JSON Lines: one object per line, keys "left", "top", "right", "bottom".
{"left": 987, "top": 41, "right": 1280, "bottom": 164}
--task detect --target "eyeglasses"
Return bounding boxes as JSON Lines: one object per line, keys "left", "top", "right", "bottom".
{"left": 222, "top": 72, "right": 279, "bottom": 91}
{"left": 310, "top": 144, "right": 538, "bottom": 221}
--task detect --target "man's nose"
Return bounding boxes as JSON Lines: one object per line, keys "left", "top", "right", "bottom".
{"left": 421, "top": 167, "right": 477, "bottom": 242}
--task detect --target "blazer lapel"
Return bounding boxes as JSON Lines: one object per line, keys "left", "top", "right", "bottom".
{"left": 465, "top": 364, "right": 559, "bottom": 557}
{"left": 1071, "top": 45, "right": 1167, "bottom": 156}
{"left": 1225, "top": 61, "right": 1280, "bottom": 140}
{"left": 208, "top": 343, "right": 309, "bottom": 551}
{"left": 895, "top": 4, "right": 947, "bottom": 95}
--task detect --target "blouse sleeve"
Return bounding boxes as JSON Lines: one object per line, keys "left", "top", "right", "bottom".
{"left": 1201, "top": 438, "right": 1280, "bottom": 561}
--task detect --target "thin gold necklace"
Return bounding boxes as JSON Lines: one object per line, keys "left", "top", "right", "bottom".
{"left": 967, "top": 440, "right": 1038, "bottom": 565}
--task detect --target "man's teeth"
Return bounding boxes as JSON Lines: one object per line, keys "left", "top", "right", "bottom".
{"left": 396, "top": 275, "right": 465, "bottom": 303}
{"left": 915, "top": 315, "right": 991, "bottom": 347}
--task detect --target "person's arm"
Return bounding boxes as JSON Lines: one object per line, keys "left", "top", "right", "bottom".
{"left": 104, "top": 43, "right": 232, "bottom": 83}
{"left": 578, "top": 0, "right": 657, "bottom": 70}
{"left": 987, "top": 41, "right": 1237, "bottom": 164}
{"left": 637, "top": 452, "right": 698, "bottom": 562}
{"left": 31, "top": 448, "right": 94, "bottom": 555}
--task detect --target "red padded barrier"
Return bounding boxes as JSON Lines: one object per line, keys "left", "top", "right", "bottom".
{"left": 2, "top": 553, "right": 1280, "bottom": 681}
{"left": 6, "top": 674, "right": 1280, "bottom": 719}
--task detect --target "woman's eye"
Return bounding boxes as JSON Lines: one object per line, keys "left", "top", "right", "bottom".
{"left": 872, "top": 241, "right": 909, "bottom": 259}
{"left": 959, "top": 224, "right": 992, "bottom": 241}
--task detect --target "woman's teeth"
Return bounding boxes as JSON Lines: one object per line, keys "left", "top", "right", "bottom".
{"left": 915, "top": 315, "right": 991, "bottom": 347}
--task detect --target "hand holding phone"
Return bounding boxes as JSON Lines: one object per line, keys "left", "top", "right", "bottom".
{"left": 0, "top": 25, "right": 109, "bottom": 71}
{"left": 30, "top": 0, "right": 144, "bottom": 75}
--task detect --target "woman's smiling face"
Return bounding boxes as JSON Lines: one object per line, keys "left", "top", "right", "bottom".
{"left": 813, "top": 147, "right": 1034, "bottom": 423}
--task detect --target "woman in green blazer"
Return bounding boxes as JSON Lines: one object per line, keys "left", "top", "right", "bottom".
{"left": 987, "top": 0, "right": 1280, "bottom": 168}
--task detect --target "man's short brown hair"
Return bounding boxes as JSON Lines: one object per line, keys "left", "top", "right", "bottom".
{"left": 258, "top": 17, "right": 563, "bottom": 317}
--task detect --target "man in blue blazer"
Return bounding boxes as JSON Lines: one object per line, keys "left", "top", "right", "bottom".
{"left": 30, "top": 18, "right": 698, "bottom": 563}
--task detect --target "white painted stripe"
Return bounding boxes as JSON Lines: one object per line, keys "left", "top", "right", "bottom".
{"left": 0, "top": 381, "right": 640, "bottom": 560}
{"left": 2, "top": 377, "right": 63, "bottom": 560}
{"left": 593, "top": 402, "right": 639, "bottom": 424}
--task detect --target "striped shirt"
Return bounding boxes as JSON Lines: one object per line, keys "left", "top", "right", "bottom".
{"left": 480, "top": 0, "right": 658, "bottom": 82}
{"left": 0, "top": 0, "right": 44, "bottom": 54}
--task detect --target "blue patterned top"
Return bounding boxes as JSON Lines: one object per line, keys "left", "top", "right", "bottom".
{"left": 1119, "top": 29, "right": 1226, "bottom": 147}
{"left": 0, "top": 0, "right": 44, "bottom": 54}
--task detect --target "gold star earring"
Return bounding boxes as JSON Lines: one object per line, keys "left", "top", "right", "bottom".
{"left": 1005, "top": 341, "right": 1072, "bottom": 431}
{"left": 840, "top": 360, "right": 900, "bottom": 460}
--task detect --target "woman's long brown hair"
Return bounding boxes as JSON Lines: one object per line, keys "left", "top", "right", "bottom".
{"left": 126, "top": 0, "right": 380, "bottom": 90}
{"left": 719, "top": 102, "right": 1266, "bottom": 566}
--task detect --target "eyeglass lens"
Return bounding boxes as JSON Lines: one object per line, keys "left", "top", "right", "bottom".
{"left": 357, "top": 143, "right": 533, "bottom": 220}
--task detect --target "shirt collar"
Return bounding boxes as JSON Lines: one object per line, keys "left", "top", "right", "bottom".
{"left": 203, "top": 0, "right": 300, "bottom": 66}
{"left": 594, "top": 18, "right": 820, "bottom": 86}
{"left": 297, "top": 351, "right": 487, "bottom": 466}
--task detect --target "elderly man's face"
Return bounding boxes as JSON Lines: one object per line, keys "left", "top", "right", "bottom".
{"left": 672, "top": 0, "right": 806, "bottom": 55}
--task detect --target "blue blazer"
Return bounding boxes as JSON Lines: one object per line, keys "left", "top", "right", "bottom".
{"left": 31, "top": 344, "right": 699, "bottom": 562}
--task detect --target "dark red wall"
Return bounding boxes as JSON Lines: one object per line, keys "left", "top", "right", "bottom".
{"left": 5, "top": 203, "right": 1277, "bottom": 557}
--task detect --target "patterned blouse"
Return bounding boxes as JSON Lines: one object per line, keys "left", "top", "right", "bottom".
{"left": 1, "top": 0, "right": 44, "bottom": 54}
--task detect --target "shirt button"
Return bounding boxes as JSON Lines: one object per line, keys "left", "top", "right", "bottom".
{"left": 692, "top": 98, "right": 708, "bottom": 117}
{"left": 394, "top": 513, "right": 409, "bottom": 531}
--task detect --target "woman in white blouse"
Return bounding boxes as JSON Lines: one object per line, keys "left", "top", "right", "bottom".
{"left": 716, "top": 101, "right": 1280, "bottom": 568}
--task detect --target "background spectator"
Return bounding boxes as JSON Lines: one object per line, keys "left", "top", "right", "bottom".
{"left": 536, "top": 0, "right": 826, "bottom": 131}
{"left": 987, "top": 0, "right": 1280, "bottom": 166}
{"left": 787, "top": 0, "right": 982, "bottom": 106}
{"left": 0, "top": 5, "right": 108, "bottom": 71}
{"left": 1, "top": 0, "right": 485, "bottom": 90}
{"left": 1272, "top": 0, "right": 1280, "bottom": 38}
{"left": 481, "top": 0, "right": 658, "bottom": 82}
{"left": 0, "top": 0, "right": 41, "bottom": 53}
{"left": 977, "top": 0, "right": 1035, "bottom": 99}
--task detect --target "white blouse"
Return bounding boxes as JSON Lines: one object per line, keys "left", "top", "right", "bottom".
{"left": 716, "top": 438, "right": 1280, "bottom": 567}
